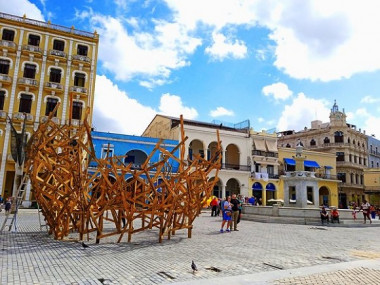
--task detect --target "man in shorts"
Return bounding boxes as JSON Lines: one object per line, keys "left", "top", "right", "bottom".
{"left": 220, "top": 196, "right": 232, "bottom": 233}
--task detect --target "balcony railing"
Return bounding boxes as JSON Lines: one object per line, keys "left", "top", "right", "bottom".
{"left": 72, "top": 54, "right": 91, "bottom": 63}
{"left": 252, "top": 150, "right": 278, "bottom": 158}
{"left": 66, "top": 119, "right": 81, "bottom": 126}
{"left": 49, "top": 49, "right": 66, "bottom": 58}
{"left": 69, "top": 86, "right": 87, "bottom": 93}
{"left": 251, "top": 172, "right": 279, "bottom": 180}
{"left": 13, "top": 112, "right": 33, "bottom": 121}
{"left": 45, "top": 82, "right": 63, "bottom": 90}
{"left": 22, "top": 45, "right": 42, "bottom": 53}
{"left": 0, "top": 40, "right": 16, "bottom": 49}
{"left": 252, "top": 150, "right": 265, "bottom": 156}
{"left": 41, "top": 116, "right": 60, "bottom": 124}
{"left": 314, "top": 173, "right": 339, "bottom": 180}
{"left": 18, "top": 77, "right": 38, "bottom": 87}
{"left": 222, "top": 163, "right": 250, "bottom": 171}
{"left": 0, "top": 110, "right": 6, "bottom": 119}
{"left": 0, "top": 74, "right": 12, "bottom": 84}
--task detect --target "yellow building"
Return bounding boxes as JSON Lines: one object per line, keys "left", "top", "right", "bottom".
{"left": 0, "top": 12, "right": 99, "bottom": 205}
{"left": 363, "top": 168, "right": 380, "bottom": 206}
{"left": 276, "top": 147, "right": 339, "bottom": 207}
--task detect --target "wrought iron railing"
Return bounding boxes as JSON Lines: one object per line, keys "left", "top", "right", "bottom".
{"left": 49, "top": 49, "right": 66, "bottom": 58}
{"left": 222, "top": 163, "right": 250, "bottom": 171}
{"left": 70, "top": 86, "right": 87, "bottom": 93}
{"left": 45, "top": 82, "right": 63, "bottom": 90}
{"left": 72, "top": 54, "right": 91, "bottom": 63}
{"left": 0, "top": 74, "right": 11, "bottom": 82}
{"left": 0, "top": 40, "right": 16, "bottom": 49}
{"left": 22, "top": 45, "right": 42, "bottom": 53}
{"left": 18, "top": 77, "right": 38, "bottom": 86}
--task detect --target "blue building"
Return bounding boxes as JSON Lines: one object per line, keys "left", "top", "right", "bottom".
{"left": 368, "top": 135, "right": 380, "bottom": 168}
{"left": 90, "top": 131, "right": 180, "bottom": 177}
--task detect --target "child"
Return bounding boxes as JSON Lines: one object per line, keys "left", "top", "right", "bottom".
{"left": 352, "top": 207, "right": 357, "bottom": 220}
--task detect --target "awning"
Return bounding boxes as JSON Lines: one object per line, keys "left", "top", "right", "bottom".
{"left": 325, "top": 165, "right": 333, "bottom": 169}
{"left": 304, "top": 160, "right": 320, "bottom": 168}
{"left": 252, "top": 182, "right": 263, "bottom": 190}
{"left": 254, "top": 139, "right": 267, "bottom": 151}
{"left": 265, "top": 140, "right": 278, "bottom": 152}
{"left": 284, "top": 158, "right": 295, "bottom": 165}
{"left": 266, "top": 183, "right": 276, "bottom": 191}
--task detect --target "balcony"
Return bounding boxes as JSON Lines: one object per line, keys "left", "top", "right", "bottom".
{"left": 22, "top": 45, "right": 42, "bottom": 56}
{"left": 48, "top": 49, "right": 67, "bottom": 61}
{"left": 0, "top": 40, "right": 16, "bottom": 51}
{"left": 13, "top": 112, "right": 33, "bottom": 122}
{"left": 41, "top": 116, "right": 60, "bottom": 124}
{"left": 222, "top": 163, "right": 250, "bottom": 171}
{"left": 251, "top": 172, "right": 279, "bottom": 180}
{"left": 0, "top": 74, "right": 12, "bottom": 85}
{"left": 314, "top": 173, "right": 339, "bottom": 180}
{"left": 45, "top": 82, "right": 64, "bottom": 93}
{"left": 69, "top": 86, "right": 87, "bottom": 96}
{"left": 66, "top": 119, "right": 81, "bottom": 126}
{"left": 0, "top": 110, "right": 6, "bottom": 120}
{"left": 72, "top": 54, "right": 91, "bottom": 65}
{"left": 18, "top": 77, "right": 38, "bottom": 89}
{"left": 285, "top": 171, "right": 316, "bottom": 178}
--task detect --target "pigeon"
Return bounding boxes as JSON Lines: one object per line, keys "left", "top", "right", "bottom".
{"left": 191, "top": 260, "right": 198, "bottom": 273}
{"left": 81, "top": 242, "right": 89, "bottom": 248}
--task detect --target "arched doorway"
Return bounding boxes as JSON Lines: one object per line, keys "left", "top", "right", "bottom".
{"left": 188, "top": 139, "right": 204, "bottom": 160}
{"left": 252, "top": 182, "right": 263, "bottom": 200}
{"left": 125, "top": 149, "right": 148, "bottom": 169}
{"left": 226, "top": 178, "right": 240, "bottom": 197}
{"left": 319, "top": 186, "right": 330, "bottom": 207}
{"left": 266, "top": 183, "right": 276, "bottom": 201}
{"left": 209, "top": 177, "right": 223, "bottom": 198}
{"left": 207, "top": 142, "right": 219, "bottom": 161}
{"left": 225, "top": 144, "right": 239, "bottom": 169}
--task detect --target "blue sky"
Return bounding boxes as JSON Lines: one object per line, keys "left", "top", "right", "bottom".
{"left": 3, "top": 0, "right": 380, "bottom": 137}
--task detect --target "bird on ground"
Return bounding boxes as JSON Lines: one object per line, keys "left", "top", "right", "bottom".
{"left": 81, "top": 242, "right": 89, "bottom": 248}
{"left": 191, "top": 260, "right": 198, "bottom": 273}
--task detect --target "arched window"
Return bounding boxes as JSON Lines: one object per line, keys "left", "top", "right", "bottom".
{"left": 310, "top": 139, "right": 316, "bottom": 146}
{"left": 334, "top": 131, "right": 344, "bottom": 143}
{"left": 353, "top": 139, "right": 356, "bottom": 145}
{"left": 324, "top": 137, "right": 330, "bottom": 144}
{"left": 347, "top": 138, "right": 350, "bottom": 144}
{"left": 286, "top": 143, "right": 291, "bottom": 148}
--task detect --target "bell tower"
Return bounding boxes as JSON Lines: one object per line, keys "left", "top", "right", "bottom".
{"left": 329, "top": 100, "right": 346, "bottom": 127}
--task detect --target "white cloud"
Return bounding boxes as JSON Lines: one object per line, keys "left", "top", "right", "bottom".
{"left": 361, "top": 95, "right": 380, "bottom": 104}
{"left": 363, "top": 116, "right": 380, "bottom": 139}
{"left": 205, "top": 32, "right": 247, "bottom": 61}
{"left": 0, "top": 0, "right": 44, "bottom": 21}
{"left": 209, "top": 107, "right": 234, "bottom": 117}
{"left": 89, "top": 14, "right": 201, "bottom": 88}
{"left": 277, "top": 93, "right": 330, "bottom": 131}
{"left": 158, "top": 93, "right": 198, "bottom": 119}
{"left": 257, "top": 117, "right": 264, "bottom": 123}
{"left": 93, "top": 75, "right": 156, "bottom": 135}
{"left": 262, "top": 82, "right": 293, "bottom": 101}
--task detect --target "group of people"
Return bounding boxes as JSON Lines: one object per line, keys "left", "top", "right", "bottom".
{"left": 0, "top": 195, "right": 12, "bottom": 214}
{"left": 321, "top": 199, "right": 379, "bottom": 225}
{"left": 209, "top": 195, "right": 243, "bottom": 233}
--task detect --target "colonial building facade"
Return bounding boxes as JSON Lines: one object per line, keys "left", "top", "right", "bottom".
{"left": 0, "top": 12, "right": 99, "bottom": 203}
{"left": 278, "top": 101, "right": 368, "bottom": 208}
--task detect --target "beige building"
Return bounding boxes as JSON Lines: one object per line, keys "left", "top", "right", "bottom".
{"left": 0, "top": 12, "right": 99, "bottom": 205}
{"left": 278, "top": 101, "right": 367, "bottom": 208}
{"left": 363, "top": 168, "right": 380, "bottom": 206}
{"left": 142, "top": 115, "right": 252, "bottom": 198}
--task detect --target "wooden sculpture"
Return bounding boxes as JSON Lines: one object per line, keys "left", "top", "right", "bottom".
{"left": 26, "top": 110, "right": 221, "bottom": 243}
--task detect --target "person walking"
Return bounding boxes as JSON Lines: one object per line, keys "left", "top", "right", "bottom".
{"left": 220, "top": 196, "right": 232, "bottom": 233}
{"left": 4, "top": 197, "right": 11, "bottom": 214}
{"left": 210, "top": 197, "right": 219, "bottom": 217}
{"left": 360, "top": 200, "right": 372, "bottom": 224}
{"left": 230, "top": 194, "right": 241, "bottom": 231}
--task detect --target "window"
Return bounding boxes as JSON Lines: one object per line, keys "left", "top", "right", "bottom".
{"left": 377, "top": 162, "right": 379, "bottom": 168}
{"left": 101, "top": 147, "right": 114, "bottom": 159}
{"left": 350, "top": 173, "right": 354, "bottom": 184}
{"left": 336, "top": 152, "right": 345, "bottom": 162}
{"left": 359, "top": 157, "right": 362, "bottom": 165}
{"left": 74, "top": 73, "right": 85, "bottom": 87}
{"left": 28, "top": 34, "right": 40, "bottom": 46}
{"left": 77, "top": 45, "right": 88, "bottom": 56}
{"left": 2, "top": 29, "right": 15, "bottom": 41}
{"left": 347, "top": 138, "right": 350, "bottom": 144}
{"left": 45, "top": 98, "right": 58, "bottom": 116}
{"left": 286, "top": 143, "right": 291, "bottom": 148}
{"left": 371, "top": 161, "right": 374, "bottom": 168}
{"left": 307, "top": 187, "right": 314, "bottom": 204}
{"left": 337, "top": 173, "right": 346, "bottom": 183}
{"left": 23, "top": 64, "right": 36, "bottom": 79}
{"left": 364, "top": 158, "right": 366, "bottom": 166}
{"left": 349, "top": 154, "right": 352, "bottom": 162}
{"left": 72, "top": 101, "right": 82, "bottom": 120}
{"left": 310, "top": 139, "right": 316, "bottom": 146}
{"left": 49, "top": 68, "right": 61, "bottom": 83}
{"left": 356, "top": 174, "right": 359, "bottom": 185}
{"left": 0, "top": 59, "right": 10, "bottom": 74}
{"left": 324, "top": 137, "right": 330, "bottom": 143}
{"left": 289, "top": 186, "right": 296, "bottom": 201}
{"left": 370, "top": 145, "right": 373, "bottom": 152}
{"left": 0, "top": 90, "right": 5, "bottom": 110}
{"left": 334, "top": 131, "right": 344, "bottom": 143}
{"left": 19, "top": 94, "right": 32, "bottom": 113}
{"left": 53, "top": 39, "right": 64, "bottom": 51}
{"left": 354, "top": 156, "right": 357, "bottom": 163}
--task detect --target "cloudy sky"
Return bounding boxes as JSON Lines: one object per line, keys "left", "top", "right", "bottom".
{"left": 3, "top": 0, "right": 380, "bottom": 137}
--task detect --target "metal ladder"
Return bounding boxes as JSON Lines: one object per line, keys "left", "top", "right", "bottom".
{"left": 0, "top": 174, "right": 28, "bottom": 232}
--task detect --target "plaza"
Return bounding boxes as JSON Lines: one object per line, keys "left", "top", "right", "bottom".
{"left": 1, "top": 209, "right": 380, "bottom": 284}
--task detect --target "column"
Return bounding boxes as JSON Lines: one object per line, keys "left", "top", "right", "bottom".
{"left": 221, "top": 185, "right": 226, "bottom": 199}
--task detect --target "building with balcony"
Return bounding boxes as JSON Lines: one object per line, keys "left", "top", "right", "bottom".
{"left": 363, "top": 168, "right": 380, "bottom": 206}
{"left": 277, "top": 101, "right": 368, "bottom": 208}
{"left": 0, "top": 12, "right": 99, "bottom": 204}
{"left": 142, "top": 115, "right": 252, "bottom": 198}
{"left": 367, "top": 135, "right": 380, "bottom": 169}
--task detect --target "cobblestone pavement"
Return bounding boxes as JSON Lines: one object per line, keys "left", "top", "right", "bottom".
{"left": 1, "top": 210, "right": 380, "bottom": 285}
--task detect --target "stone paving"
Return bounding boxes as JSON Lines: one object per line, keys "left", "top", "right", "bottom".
{"left": 1, "top": 209, "right": 380, "bottom": 285}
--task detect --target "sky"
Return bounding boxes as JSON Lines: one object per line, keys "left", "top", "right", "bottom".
{"left": 3, "top": 0, "right": 380, "bottom": 137}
